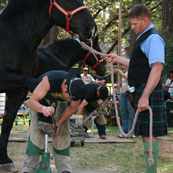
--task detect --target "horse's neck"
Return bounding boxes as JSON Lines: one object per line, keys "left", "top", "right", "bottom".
{"left": 1, "top": 0, "right": 52, "bottom": 49}
{"left": 36, "top": 41, "right": 84, "bottom": 76}
{"left": 66, "top": 44, "right": 85, "bottom": 67}
{"left": 50, "top": 40, "right": 85, "bottom": 68}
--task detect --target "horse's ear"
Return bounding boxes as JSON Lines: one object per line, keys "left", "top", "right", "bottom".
{"left": 93, "top": 35, "right": 99, "bottom": 43}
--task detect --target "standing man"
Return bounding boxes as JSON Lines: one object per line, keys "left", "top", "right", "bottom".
{"left": 118, "top": 67, "right": 136, "bottom": 138}
{"left": 22, "top": 70, "right": 85, "bottom": 173}
{"left": 77, "top": 84, "right": 109, "bottom": 139}
{"left": 165, "top": 70, "right": 173, "bottom": 94}
{"left": 104, "top": 4, "right": 167, "bottom": 172}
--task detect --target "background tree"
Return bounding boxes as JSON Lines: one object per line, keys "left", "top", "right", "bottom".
{"left": 162, "top": 0, "right": 173, "bottom": 77}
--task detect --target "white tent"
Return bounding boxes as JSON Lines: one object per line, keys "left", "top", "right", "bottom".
{"left": 0, "top": 93, "right": 5, "bottom": 115}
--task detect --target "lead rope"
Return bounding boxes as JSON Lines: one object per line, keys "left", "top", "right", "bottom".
{"left": 79, "top": 41, "right": 154, "bottom": 168}
{"left": 111, "top": 62, "right": 154, "bottom": 168}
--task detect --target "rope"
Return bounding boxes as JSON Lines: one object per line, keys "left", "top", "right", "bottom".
{"left": 79, "top": 40, "right": 154, "bottom": 168}
{"left": 111, "top": 63, "right": 154, "bottom": 168}
{"left": 79, "top": 41, "right": 106, "bottom": 56}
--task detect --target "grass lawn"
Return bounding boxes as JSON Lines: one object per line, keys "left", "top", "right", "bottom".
{"left": 1, "top": 116, "right": 173, "bottom": 173}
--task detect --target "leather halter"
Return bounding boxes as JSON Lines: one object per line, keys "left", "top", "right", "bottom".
{"left": 83, "top": 41, "right": 104, "bottom": 70}
{"left": 49, "top": 0, "right": 88, "bottom": 35}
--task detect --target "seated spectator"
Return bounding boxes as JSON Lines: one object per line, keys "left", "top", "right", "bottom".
{"left": 118, "top": 67, "right": 136, "bottom": 138}
{"left": 95, "top": 76, "right": 108, "bottom": 85}
{"left": 81, "top": 67, "right": 95, "bottom": 84}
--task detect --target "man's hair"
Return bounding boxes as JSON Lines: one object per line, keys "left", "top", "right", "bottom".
{"left": 169, "top": 71, "right": 173, "bottom": 74}
{"left": 66, "top": 69, "right": 85, "bottom": 101}
{"left": 169, "top": 71, "right": 173, "bottom": 77}
{"left": 68, "top": 78, "right": 85, "bottom": 101}
{"left": 99, "top": 85, "right": 108, "bottom": 100}
{"left": 129, "top": 4, "right": 151, "bottom": 20}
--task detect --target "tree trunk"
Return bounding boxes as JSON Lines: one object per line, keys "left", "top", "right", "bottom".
{"left": 162, "top": 0, "right": 173, "bottom": 77}
{"left": 162, "top": 0, "right": 173, "bottom": 42}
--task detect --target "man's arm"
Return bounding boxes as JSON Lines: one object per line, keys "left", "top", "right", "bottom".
{"left": 55, "top": 100, "right": 80, "bottom": 136}
{"left": 95, "top": 79, "right": 106, "bottom": 85}
{"left": 89, "top": 74, "right": 95, "bottom": 83}
{"left": 77, "top": 99, "right": 88, "bottom": 115}
{"left": 103, "top": 54, "right": 130, "bottom": 67}
{"left": 138, "top": 62, "right": 163, "bottom": 112}
{"left": 100, "top": 98, "right": 108, "bottom": 110}
{"left": 27, "top": 76, "right": 54, "bottom": 117}
{"left": 118, "top": 69, "right": 128, "bottom": 80}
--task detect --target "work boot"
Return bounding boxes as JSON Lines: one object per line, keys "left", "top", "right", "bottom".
{"left": 100, "top": 134, "right": 106, "bottom": 139}
{"left": 119, "top": 133, "right": 124, "bottom": 138}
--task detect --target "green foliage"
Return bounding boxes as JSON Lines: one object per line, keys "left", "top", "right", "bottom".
{"left": 164, "top": 39, "right": 173, "bottom": 75}
{"left": 85, "top": 0, "right": 162, "bottom": 45}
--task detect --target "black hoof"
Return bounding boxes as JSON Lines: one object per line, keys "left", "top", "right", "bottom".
{"left": 37, "top": 121, "right": 56, "bottom": 136}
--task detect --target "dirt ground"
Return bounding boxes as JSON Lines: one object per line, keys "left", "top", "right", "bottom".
{"left": 1, "top": 120, "right": 173, "bottom": 173}
{"left": 5, "top": 130, "right": 173, "bottom": 173}
{"left": 160, "top": 137, "right": 173, "bottom": 159}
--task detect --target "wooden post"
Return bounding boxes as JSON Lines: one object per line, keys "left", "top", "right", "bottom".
{"left": 117, "top": 4, "right": 122, "bottom": 93}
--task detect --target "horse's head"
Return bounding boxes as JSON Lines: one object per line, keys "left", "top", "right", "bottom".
{"left": 83, "top": 36, "right": 106, "bottom": 76}
{"left": 49, "top": 0, "right": 97, "bottom": 40}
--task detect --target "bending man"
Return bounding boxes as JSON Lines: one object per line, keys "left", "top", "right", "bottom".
{"left": 22, "top": 70, "right": 85, "bottom": 173}
{"left": 77, "top": 84, "right": 109, "bottom": 139}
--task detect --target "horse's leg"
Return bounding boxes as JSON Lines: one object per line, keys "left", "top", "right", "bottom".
{"left": 0, "top": 89, "right": 28, "bottom": 171}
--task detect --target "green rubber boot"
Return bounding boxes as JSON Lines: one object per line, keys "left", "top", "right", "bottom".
{"left": 144, "top": 141, "right": 159, "bottom": 173}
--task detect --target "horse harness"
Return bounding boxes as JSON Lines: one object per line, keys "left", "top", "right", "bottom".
{"left": 83, "top": 40, "right": 104, "bottom": 70}
{"left": 49, "top": 0, "right": 88, "bottom": 35}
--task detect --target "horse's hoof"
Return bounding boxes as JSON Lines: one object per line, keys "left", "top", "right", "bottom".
{"left": 37, "top": 120, "right": 56, "bottom": 136}
{"left": 0, "top": 163, "right": 18, "bottom": 173}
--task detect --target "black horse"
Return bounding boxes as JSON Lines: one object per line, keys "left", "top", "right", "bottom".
{"left": 36, "top": 37, "right": 105, "bottom": 77}
{"left": 0, "top": 0, "right": 96, "bottom": 170}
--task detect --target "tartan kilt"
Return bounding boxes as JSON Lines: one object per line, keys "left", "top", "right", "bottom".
{"left": 134, "top": 83, "right": 167, "bottom": 137}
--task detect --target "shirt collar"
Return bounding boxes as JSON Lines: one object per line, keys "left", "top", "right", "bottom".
{"left": 137, "top": 24, "right": 154, "bottom": 40}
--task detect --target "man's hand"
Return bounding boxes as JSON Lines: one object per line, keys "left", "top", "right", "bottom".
{"left": 99, "top": 104, "right": 104, "bottom": 110}
{"left": 138, "top": 96, "right": 149, "bottom": 112}
{"left": 54, "top": 121, "right": 61, "bottom": 138}
{"left": 137, "top": 62, "right": 163, "bottom": 112}
{"left": 102, "top": 54, "right": 119, "bottom": 63}
{"left": 102, "top": 54, "right": 130, "bottom": 67}
{"left": 42, "top": 106, "right": 54, "bottom": 117}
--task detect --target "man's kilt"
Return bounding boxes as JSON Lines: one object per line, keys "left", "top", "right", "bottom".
{"left": 134, "top": 82, "right": 167, "bottom": 137}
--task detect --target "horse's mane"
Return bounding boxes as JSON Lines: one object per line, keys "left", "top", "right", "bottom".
{"left": 37, "top": 38, "right": 82, "bottom": 62}
{"left": 49, "top": 38, "right": 80, "bottom": 50}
